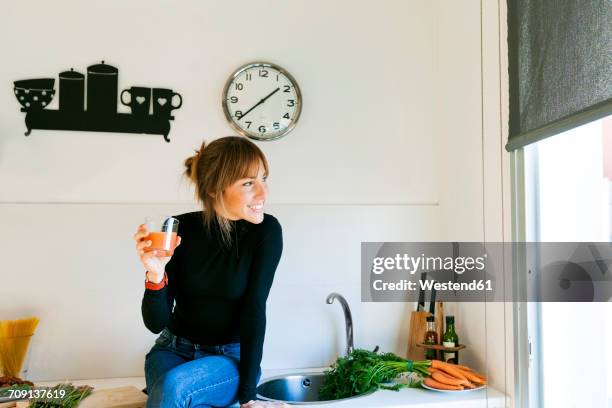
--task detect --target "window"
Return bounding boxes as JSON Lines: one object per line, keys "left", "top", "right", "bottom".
{"left": 523, "top": 116, "right": 612, "bottom": 407}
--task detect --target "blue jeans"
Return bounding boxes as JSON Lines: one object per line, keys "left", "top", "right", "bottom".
{"left": 144, "top": 328, "right": 262, "bottom": 408}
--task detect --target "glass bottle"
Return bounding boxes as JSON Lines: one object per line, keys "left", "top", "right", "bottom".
{"left": 442, "top": 315, "right": 459, "bottom": 364}
{"left": 423, "top": 315, "right": 438, "bottom": 360}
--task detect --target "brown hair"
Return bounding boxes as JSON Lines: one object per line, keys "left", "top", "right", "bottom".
{"left": 184, "top": 136, "right": 269, "bottom": 246}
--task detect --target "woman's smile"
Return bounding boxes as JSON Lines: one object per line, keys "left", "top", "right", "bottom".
{"left": 247, "top": 202, "right": 264, "bottom": 213}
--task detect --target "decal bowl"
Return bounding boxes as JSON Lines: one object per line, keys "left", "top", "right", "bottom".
{"left": 14, "top": 78, "right": 56, "bottom": 111}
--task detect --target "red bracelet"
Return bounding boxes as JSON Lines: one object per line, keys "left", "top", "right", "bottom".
{"left": 145, "top": 272, "right": 168, "bottom": 291}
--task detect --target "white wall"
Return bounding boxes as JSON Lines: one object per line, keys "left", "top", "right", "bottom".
{"left": 434, "top": 0, "right": 514, "bottom": 404}
{"left": 0, "top": 0, "right": 512, "bottom": 405}
{"left": 1, "top": 203, "right": 442, "bottom": 378}
{"left": 1, "top": 1, "right": 438, "bottom": 204}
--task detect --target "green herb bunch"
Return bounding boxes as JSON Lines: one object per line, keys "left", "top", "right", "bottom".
{"left": 319, "top": 348, "right": 430, "bottom": 400}
{"left": 0, "top": 383, "right": 32, "bottom": 398}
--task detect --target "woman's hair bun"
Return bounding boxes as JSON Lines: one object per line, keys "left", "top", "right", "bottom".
{"left": 184, "top": 140, "right": 207, "bottom": 184}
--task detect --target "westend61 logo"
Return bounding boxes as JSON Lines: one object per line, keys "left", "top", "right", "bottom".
{"left": 361, "top": 242, "right": 612, "bottom": 302}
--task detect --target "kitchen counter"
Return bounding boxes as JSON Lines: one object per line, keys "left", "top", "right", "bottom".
{"left": 35, "top": 367, "right": 506, "bottom": 407}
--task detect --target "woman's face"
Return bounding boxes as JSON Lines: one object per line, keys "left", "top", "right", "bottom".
{"left": 219, "top": 161, "right": 268, "bottom": 224}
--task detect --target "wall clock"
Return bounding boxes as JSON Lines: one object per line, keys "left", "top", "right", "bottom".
{"left": 222, "top": 62, "right": 302, "bottom": 141}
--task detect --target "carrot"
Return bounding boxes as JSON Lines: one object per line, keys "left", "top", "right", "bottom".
{"left": 430, "top": 360, "right": 468, "bottom": 381}
{"left": 469, "top": 376, "right": 487, "bottom": 385}
{"left": 458, "top": 369, "right": 487, "bottom": 385}
{"left": 428, "top": 367, "right": 441, "bottom": 374}
{"left": 435, "top": 371, "right": 476, "bottom": 388}
{"left": 470, "top": 371, "right": 487, "bottom": 381}
{"left": 430, "top": 360, "right": 459, "bottom": 370}
{"left": 423, "top": 377, "right": 463, "bottom": 391}
{"left": 450, "top": 363, "right": 474, "bottom": 372}
{"left": 432, "top": 372, "right": 468, "bottom": 387}
{"left": 471, "top": 373, "right": 487, "bottom": 383}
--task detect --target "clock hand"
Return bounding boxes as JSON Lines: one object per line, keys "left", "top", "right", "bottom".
{"left": 238, "top": 87, "right": 280, "bottom": 120}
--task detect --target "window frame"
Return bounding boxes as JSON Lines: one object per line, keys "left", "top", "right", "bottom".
{"left": 511, "top": 147, "right": 544, "bottom": 407}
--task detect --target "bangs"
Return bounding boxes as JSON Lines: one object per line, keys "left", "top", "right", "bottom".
{"left": 219, "top": 138, "right": 269, "bottom": 185}
{"left": 235, "top": 152, "right": 269, "bottom": 180}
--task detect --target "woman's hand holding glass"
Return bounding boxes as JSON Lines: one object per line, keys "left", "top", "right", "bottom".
{"left": 134, "top": 223, "right": 181, "bottom": 283}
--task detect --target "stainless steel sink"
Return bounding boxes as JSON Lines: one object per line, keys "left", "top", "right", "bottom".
{"left": 256, "top": 372, "right": 376, "bottom": 405}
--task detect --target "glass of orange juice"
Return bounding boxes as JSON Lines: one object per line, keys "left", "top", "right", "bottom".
{"left": 144, "top": 216, "right": 179, "bottom": 256}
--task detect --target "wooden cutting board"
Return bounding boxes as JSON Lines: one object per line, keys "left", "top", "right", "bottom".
{"left": 406, "top": 310, "right": 431, "bottom": 360}
{"left": 77, "top": 386, "right": 146, "bottom": 408}
{"left": 13, "top": 386, "right": 146, "bottom": 408}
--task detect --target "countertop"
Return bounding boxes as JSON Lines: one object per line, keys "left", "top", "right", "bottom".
{"left": 34, "top": 367, "right": 507, "bottom": 407}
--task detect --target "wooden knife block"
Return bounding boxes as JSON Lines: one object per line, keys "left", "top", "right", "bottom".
{"left": 406, "top": 310, "right": 431, "bottom": 360}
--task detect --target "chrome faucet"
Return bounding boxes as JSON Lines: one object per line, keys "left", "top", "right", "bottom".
{"left": 326, "top": 292, "right": 354, "bottom": 356}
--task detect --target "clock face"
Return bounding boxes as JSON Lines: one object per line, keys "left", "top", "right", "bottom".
{"left": 222, "top": 62, "right": 302, "bottom": 141}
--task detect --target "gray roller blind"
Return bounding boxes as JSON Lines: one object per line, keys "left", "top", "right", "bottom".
{"left": 506, "top": 0, "right": 612, "bottom": 151}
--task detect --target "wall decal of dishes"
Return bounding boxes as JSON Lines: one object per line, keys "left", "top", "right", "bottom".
{"left": 13, "top": 61, "right": 183, "bottom": 142}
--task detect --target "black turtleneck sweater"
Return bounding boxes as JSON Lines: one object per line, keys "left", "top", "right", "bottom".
{"left": 141, "top": 211, "right": 283, "bottom": 404}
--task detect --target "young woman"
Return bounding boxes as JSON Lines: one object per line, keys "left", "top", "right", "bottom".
{"left": 134, "top": 136, "right": 288, "bottom": 407}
